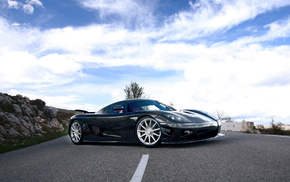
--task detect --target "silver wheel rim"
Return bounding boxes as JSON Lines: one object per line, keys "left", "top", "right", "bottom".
{"left": 70, "top": 122, "right": 82, "bottom": 143}
{"left": 137, "top": 118, "right": 161, "bottom": 146}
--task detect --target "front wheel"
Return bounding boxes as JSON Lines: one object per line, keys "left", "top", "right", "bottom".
{"left": 136, "top": 117, "right": 162, "bottom": 148}
{"left": 69, "top": 120, "right": 83, "bottom": 145}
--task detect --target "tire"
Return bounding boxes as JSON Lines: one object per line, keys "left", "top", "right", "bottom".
{"left": 136, "top": 117, "right": 162, "bottom": 148}
{"left": 69, "top": 120, "right": 83, "bottom": 145}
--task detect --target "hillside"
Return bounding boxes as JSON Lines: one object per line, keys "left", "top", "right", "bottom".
{"left": 0, "top": 93, "right": 77, "bottom": 146}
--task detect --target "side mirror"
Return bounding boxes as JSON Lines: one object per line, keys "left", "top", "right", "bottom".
{"left": 113, "top": 105, "right": 124, "bottom": 113}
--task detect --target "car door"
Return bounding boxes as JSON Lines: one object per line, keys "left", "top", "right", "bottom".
{"left": 99, "top": 103, "right": 130, "bottom": 138}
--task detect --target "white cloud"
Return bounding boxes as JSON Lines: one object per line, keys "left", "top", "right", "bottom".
{"left": 0, "top": 18, "right": 41, "bottom": 52}
{"left": 23, "top": 3, "right": 34, "bottom": 14}
{"left": 7, "top": 89, "right": 81, "bottom": 109}
{"left": 78, "top": 0, "right": 156, "bottom": 28}
{"left": 40, "top": 25, "right": 131, "bottom": 55}
{"left": 39, "top": 53, "right": 83, "bottom": 75}
{"left": 27, "top": 0, "right": 43, "bottom": 7}
{"left": 22, "top": 0, "right": 43, "bottom": 14}
{"left": 263, "top": 18, "right": 290, "bottom": 39}
{"left": 5, "top": 0, "right": 43, "bottom": 14}
{"left": 0, "top": 50, "right": 83, "bottom": 89}
{"left": 161, "top": 0, "right": 290, "bottom": 41}
{"left": 7, "top": 0, "right": 20, "bottom": 9}
{"left": 11, "top": 22, "right": 21, "bottom": 26}
{"left": 80, "top": 0, "right": 141, "bottom": 16}
{"left": 0, "top": 50, "right": 40, "bottom": 85}
{"left": 235, "top": 17, "right": 290, "bottom": 45}
{"left": 139, "top": 41, "right": 290, "bottom": 123}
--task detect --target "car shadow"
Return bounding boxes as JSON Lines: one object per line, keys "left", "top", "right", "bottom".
{"left": 72, "top": 132, "right": 249, "bottom": 149}
{"left": 81, "top": 140, "right": 141, "bottom": 147}
{"left": 80, "top": 137, "right": 225, "bottom": 149}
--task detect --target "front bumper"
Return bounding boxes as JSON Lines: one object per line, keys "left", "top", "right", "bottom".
{"left": 158, "top": 116, "right": 222, "bottom": 142}
{"left": 162, "top": 133, "right": 224, "bottom": 144}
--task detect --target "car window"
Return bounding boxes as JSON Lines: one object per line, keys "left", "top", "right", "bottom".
{"left": 142, "top": 105, "right": 160, "bottom": 111}
{"left": 158, "top": 102, "right": 176, "bottom": 111}
{"left": 96, "top": 106, "right": 108, "bottom": 114}
{"left": 128, "top": 100, "right": 171, "bottom": 112}
{"left": 108, "top": 104, "right": 125, "bottom": 114}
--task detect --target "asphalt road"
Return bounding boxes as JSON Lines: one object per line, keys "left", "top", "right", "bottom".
{"left": 0, "top": 132, "right": 289, "bottom": 182}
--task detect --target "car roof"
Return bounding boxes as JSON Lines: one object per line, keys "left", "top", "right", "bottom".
{"left": 110, "top": 99, "right": 155, "bottom": 105}
{"left": 97, "top": 99, "right": 155, "bottom": 113}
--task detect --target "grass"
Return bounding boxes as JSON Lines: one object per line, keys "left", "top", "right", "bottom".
{"left": 244, "top": 130, "right": 252, "bottom": 134}
{"left": 0, "top": 130, "right": 68, "bottom": 154}
{"left": 258, "top": 129, "right": 290, "bottom": 136}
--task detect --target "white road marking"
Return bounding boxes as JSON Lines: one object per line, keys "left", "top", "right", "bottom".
{"left": 130, "top": 154, "right": 149, "bottom": 182}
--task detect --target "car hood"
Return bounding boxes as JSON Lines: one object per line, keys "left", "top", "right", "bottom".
{"left": 174, "top": 111, "right": 216, "bottom": 123}
{"left": 155, "top": 110, "right": 216, "bottom": 123}
{"left": 180, "top": 109, "right": 217, "bottom": 121}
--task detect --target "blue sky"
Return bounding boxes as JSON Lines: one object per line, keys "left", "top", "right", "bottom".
{"left": 1, "top": 0, "right": 290, "bottom": 125}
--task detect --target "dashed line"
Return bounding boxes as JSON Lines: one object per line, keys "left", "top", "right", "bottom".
{"left": 130, "top": 154, "right": 149, "bottom": 182}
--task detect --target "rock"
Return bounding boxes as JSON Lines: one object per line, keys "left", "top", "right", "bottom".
{"left": 30, "top": 105, "right": 38, "bottom": 115}
{"left": 0, "top": 95, "right": 5, "bottom": 102}
{"left": 8, "top": 128, "right": 21, "bottom": 138}
{"left": 28, "top": 121, "right": 35, "bottom": 133}
{"left": 0, "top": 112, "right": 9, "bottom": 125}
{"left": 19, "top": 126, "right": 30, "bottom": 137}
{"left": 23, "top": 96, "right": 30, "bottom": 104}
{"left": 0, "top": 135, "right": 4, "bottom": 144}
{"left": 22, "top": 106, "right": 33, "bottom": 117}
{"left": 19, "top": 117, "right": 30, "bottom": 129}
{"left": 6, "top": 113, "right": 22, "bottom": 128}
{"left": 50, "top": 118, "right": 64, "bottom": 130}
{"left": 0, "top": 92, "right": 75, "bottom": 145}
{"left": 17, "top": 117, "right": 31, "bottom": 136}
{"left": 45, "top": 107, "right": 58, "bottom": 117}
{"left": 30, "top": 99, "right": 46, "bottom": 111}
{"left": 23, "top": 116, "right": 30, "bottom": 122}
{"left": 34, "top": 123, "right": 44, "bottom": 134}
{"left": 0, "top": 125, "right": 7, "bottom": 136}
{"left": 32, "top": 116, "right": 39, "bottom": 123}
{"left": 0, "top": 94, "right": 12, "bottom": 104}
{"left": 12, "top": 104, "right": 22, "bottom": 115}
{"left": 253, "top": 130, "right": 261, "bottom": 134}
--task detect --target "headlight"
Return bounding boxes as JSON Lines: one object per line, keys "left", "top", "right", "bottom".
{"left": 165, "top": 114, "right": 191, "bottom": 122}
{"left": 166, "top": 114, "right": 181, "bottom": 120}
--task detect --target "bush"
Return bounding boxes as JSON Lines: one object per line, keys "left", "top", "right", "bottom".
{"left": 244, "top": 130, "right": 252, "bottom": 134}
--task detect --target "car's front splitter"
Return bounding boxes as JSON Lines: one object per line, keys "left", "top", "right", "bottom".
{"left": 161, "top": 133, "right": 224, "bottom": 144}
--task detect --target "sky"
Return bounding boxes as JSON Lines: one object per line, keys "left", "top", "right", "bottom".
{"left": 1, "top": 0, "right": 290, "bottom": 125}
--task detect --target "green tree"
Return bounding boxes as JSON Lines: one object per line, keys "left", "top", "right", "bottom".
{"left": 124, "top": 81, "right": 147, "bottom": 99}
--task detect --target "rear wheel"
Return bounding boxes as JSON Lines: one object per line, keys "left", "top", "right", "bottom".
{"left": 69, "top": 120, "right": 83, "bottom": 145}
{"left": 136, "top": 117, "right": 162, "bottom": 147}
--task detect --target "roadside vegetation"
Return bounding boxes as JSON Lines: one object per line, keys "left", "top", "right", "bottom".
{"left": 0, "top": 129, "right": 68, "bottom": 153}
{"left": 239, "top": 116, "right": 290, "bottom": 136}
{"left": 255, "top": 118, "right": 290, "bottom": 136}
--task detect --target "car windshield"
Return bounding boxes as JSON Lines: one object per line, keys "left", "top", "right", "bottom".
{"left": 128, "top": 100, "right": 175, "bottom": 112}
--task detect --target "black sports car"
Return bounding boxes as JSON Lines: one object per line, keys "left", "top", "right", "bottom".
{"left": 69, "top": 99, "right": 222, "bottom": 147}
